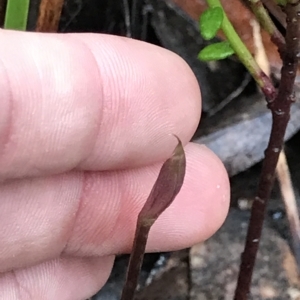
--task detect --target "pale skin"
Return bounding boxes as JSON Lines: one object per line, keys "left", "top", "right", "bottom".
{"left": 0, "top": 30, "right": 230, "bottom": 299}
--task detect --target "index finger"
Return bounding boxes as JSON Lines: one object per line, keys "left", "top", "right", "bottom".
{"left": 0, "top": 31, "right": 201, "bottom": 180}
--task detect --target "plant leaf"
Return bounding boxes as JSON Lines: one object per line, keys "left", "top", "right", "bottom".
{"left": 199, "top": 7, "right": 223, "bottom": 40}
{"left": 4, "top": 0, "right": 30, "bottom": 30}
{"left": 198, "top": 41, "right": 235, "bottom": 61}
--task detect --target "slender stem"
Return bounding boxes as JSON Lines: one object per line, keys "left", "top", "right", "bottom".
{"left": 234, "top": 2, "right": 300, "bottom": 298}
{"left": 206, "top": 0, "right": 276, "bottom": 100}
{"left": 36, "top": 0, "right": 64, "bottom": 32}
{"left": 120, "top": 219, "right": 152, "bottom": 300}
{"left": 4, "top": 0, "right": 30, "bottom": 30}
{"left": 249, "top": 0, "right": 286, "bottom": 54}
{"left": 261, "top": 0, "right": 287, "bottom": 28}
{"left": 121, "top": 138, "right": 185, "bottom": 300}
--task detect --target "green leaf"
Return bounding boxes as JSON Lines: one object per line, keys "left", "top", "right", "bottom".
{"left": 4, "top": 0, "right": 30, "bottom": 30}
{"left": 199, "top": 7, "right": 224, "bottom": 40}
{"left": 198, "top": 41, "right": 235, "bottom": 61}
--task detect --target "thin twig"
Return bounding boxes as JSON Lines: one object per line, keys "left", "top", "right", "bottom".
{"left": 251, "top": 6, "right": 300, "bottom": 273}
{"left": 36, "top": 0, "right": 64, "bottom": 32}
{"left": 261, "top": 0, "right": 287, "bottom": 28}
{"left": 249, "top": 0, "right": 286, "bottom": 54}
{"left": 208, "top": 73, "right": 251, "bottom": 116}
{"left": 234, "top": 2, "right": 300, "bottom": 298}
{"left": 250, "top": 17, "right": 270, "bottom": 74}
{"left": 120, "top": 219, "right": 152, "bottom": 300}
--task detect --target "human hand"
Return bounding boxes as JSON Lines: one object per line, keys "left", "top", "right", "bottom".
{"left": 0, "top": 30, "right": 229, "bottom": 299}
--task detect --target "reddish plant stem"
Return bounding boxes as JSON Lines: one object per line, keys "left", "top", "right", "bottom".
{"left": 120, "top": 138, "right": 185, "bottom": 300}
{"left": 120, "top": 219, "right": 152, "bottom": 300}
{"left": 249, "top": 0, "right": 286, "bottom": 54}
{"left": 234, "top": 2, "right": 300, "bottom": 299}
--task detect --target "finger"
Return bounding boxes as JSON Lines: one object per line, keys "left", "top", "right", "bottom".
{"left": 0, "top": 30, "right": 201, "bottom": 180}
{"left": 0, "top": 143, "right": 229, "bottom": 271}
{"left": 0, "top": 256, "right": 114, "bottom": 300}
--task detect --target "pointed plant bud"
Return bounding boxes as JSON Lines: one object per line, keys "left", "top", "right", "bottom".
{"left": 138, "top": 135, "right": 186, "bottom": 224}
{"left": 121, "top": 135, "right": 186, "bottom": 300}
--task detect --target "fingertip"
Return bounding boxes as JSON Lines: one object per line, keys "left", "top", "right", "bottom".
{"left": 147, "top": 142, "right": 230, "bottom": 251}
{"left": 62, "top": 142, "right": 229, "bottom": 255}
{"left": 73, "top": 34, "right": 202, "bottom": 169}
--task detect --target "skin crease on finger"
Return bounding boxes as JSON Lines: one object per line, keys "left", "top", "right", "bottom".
{"left": 0, "top": 30, "right": 201, "bottom": 180}
{"left": 0, "top": 256, "right": 115, "bottom": 300}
